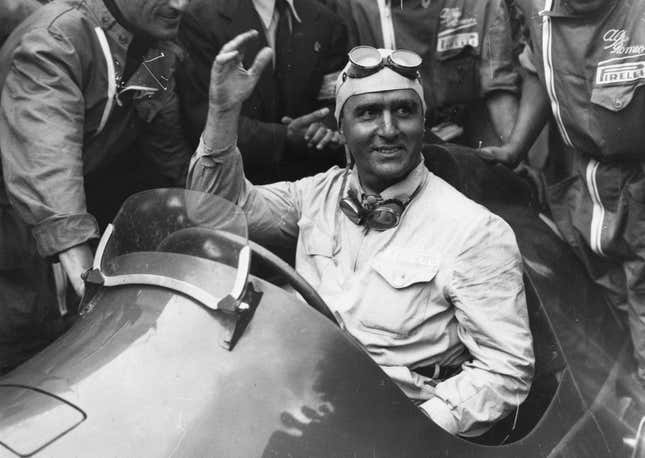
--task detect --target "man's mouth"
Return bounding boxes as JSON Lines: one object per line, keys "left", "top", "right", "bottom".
{"left": 158, "top": 9, "right": 182, "bottom": 20}
{"left": 372, "top": 145, "right": 404, "bottom": 154}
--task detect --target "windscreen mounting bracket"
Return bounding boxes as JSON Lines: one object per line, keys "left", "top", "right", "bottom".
{"left": 218, "top": 281, "right": 263, "bottom": 351}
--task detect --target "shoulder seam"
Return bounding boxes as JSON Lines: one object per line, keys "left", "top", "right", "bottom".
{"left": 45, "top": 1, "right": 89, "bottom": 40}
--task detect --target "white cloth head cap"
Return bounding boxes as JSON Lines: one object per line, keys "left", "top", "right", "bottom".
{"left": 334, "top": 48, "right": 426, "bottom": 122}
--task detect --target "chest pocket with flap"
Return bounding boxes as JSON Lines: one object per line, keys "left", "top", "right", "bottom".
{"left": 300, "top": 219, "right": 335, "bottom": 258}
{"left": 359, "top": 254, "right": 439, "bottom": 338}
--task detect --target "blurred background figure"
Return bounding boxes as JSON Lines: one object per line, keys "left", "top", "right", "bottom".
{"left": 334, "top": 0, "right": 520, "bottom": 149}
{"left": 479, "top": 0, "right": 645, "bottom": 404}
{"left": 177, "top": 0, "right": 349, "bottom": 184}
{"left": 0, "top": 0, "right": 192, "bottom": 373}
{"left": 0, "top": 0, "right": 47, "bottom": 47}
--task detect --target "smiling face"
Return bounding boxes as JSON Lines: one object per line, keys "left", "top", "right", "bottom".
{"left": 340, "top": 89, "right": 424, "bottom": 194}
{"left": 115, "top": 0, "right": 190, "bottom": 40}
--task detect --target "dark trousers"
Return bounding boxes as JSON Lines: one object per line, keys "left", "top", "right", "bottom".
{"left": 546, "top": 150, "right": 645, "bottom": 381}
{"left": 0, "top": 206, "right": 69, "bottom": 374}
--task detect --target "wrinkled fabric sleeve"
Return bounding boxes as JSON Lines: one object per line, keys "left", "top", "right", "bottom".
{"left": 422, "top": 213, "right": 534, "bottom": 435}
{"left": 186, "top": 138, "right": 301, "bottom": 247}
{"left": 0, "top": 27, "right": 99, "bottom": 258}
{"left": 480, "top": 0, "right": 521, "bottom": 95}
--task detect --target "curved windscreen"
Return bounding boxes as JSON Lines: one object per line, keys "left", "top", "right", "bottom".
{"left": 93, "top": 189, "right": 250, "bottom": 310}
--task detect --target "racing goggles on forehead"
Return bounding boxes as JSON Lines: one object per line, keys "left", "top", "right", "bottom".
{"left": 344, "top": 46, "right": 422, "bottom": 81}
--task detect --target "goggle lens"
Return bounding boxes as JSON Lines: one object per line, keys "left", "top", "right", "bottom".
{"left": 389, "top": 49, "right": 422, "bottom": 69}
{"left": 345, "top": 46, "right": 422, "bottom": 81}
{"left": 348, "top": 46, "right": 383, "bottom": 69}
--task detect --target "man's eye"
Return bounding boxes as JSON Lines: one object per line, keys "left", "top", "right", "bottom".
{"left": 357, "top": 109, "right": 377, "bottom": 119}
{"left": 396, "top": 106, "right": 412, "bottom": 116}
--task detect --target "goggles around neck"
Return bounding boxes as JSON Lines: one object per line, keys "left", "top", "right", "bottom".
{"left": 344, "top": 46, "right": 422, "bottom": 81}
{"left": 337, "top": 169, "right": 422, "bottom": 232}
{"left": 340, "top": 189, "right": 408, "bottom": 231}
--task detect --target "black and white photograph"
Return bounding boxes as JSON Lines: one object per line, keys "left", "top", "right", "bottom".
{"left": 0, "top": 0, "right": 644, "bottom": 456}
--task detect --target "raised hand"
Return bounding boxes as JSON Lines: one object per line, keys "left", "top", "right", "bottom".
{"left": 208, "top": 30, "right": 273, "bottom": 112}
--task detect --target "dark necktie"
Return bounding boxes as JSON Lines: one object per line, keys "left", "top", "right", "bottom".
{"left": 274, "top": 0, "right": 292, "bottom": 115}
{"left": 275, "top": 0, "right": 291, "bottom": 61}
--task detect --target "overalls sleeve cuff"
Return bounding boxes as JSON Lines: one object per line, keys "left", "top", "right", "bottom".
{"left": 32, "top": 213, "right": 100, "bottom": 258}
{"left": 421, "top": 396, "right": 460, "bottom": 435}
{"left": 197, "top": 133, "right": 239, "bottom": 159}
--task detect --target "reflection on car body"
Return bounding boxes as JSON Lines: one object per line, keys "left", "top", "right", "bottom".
{"left": 1, "top": 150, "right": 644, "bottom": 457}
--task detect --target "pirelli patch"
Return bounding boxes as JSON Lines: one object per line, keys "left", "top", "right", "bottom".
{"left": 437, "top": 33, "right": 479, "bottom": 52}
{"left": 596, "top": 61, "right": 645, "bottom": 85}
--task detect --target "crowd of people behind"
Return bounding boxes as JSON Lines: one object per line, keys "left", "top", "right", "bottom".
{"left": 1, "top": 0, "right": 644, "bottom": 440}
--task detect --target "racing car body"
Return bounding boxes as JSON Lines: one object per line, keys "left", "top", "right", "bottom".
{"left": 0, "top": 148, "right": 643, "bottom": 457}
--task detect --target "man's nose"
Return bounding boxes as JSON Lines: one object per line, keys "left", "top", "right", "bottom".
{"left": 169, "top": 0, "right": 191, "bottom": 11}
{"left": 378, "top": 111, "right": 399, "bottom": 138}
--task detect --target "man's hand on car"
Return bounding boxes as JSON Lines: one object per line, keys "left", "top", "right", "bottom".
{"left": 58, "top": 243, "right": 93, "bottom": 298}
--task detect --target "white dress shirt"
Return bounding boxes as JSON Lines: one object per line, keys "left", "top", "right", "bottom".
{"left": 252, "top": 0, "right": 301, "bottom": 50}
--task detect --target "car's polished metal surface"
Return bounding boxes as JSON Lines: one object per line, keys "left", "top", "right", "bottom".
{"left": 1, "top": 152, "right": 643, "bottom": 457}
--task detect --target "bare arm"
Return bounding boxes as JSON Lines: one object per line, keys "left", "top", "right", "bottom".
{"left": 478, "top": 72, "right": 550, "bottom": 165}
{"left": 486, "top": 90, "right": 519, "bottom": 143}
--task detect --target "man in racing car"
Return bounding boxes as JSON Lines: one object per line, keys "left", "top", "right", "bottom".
{"left": 188, "top": 31, "right": 534, "bottom": 437}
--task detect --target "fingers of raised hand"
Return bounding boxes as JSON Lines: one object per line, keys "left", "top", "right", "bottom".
{"left": 248, "top": 46, "right": 273, "bottom": 78}
{"left": 315, "top": 129, "right": 336, "bottom": 150}
{"left": 292, "top": 108, "right": 330, "bottom": 130}
{"left": 213, "top": 50, "right": 242, "bottom": 77}
{"left": 220, "top": 29, "right": 260, "bottom": 55}
{"left": 308, "top": 126, "right": 330, "bottom": 150}
{"left": 304, "top": 122, "right": 322, "bottom": 141}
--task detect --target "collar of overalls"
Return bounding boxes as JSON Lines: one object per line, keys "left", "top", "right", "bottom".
{"left": 102, "top": 0, "right": 154, "bottom": 83}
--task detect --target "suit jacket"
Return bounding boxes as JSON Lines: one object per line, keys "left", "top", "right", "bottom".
{"left": 177, "top": 0, "right": 348, "bottom": 183}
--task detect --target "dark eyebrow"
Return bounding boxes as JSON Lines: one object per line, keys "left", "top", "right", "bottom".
{"left": 352, "top": 102, "right": 383, "bottom": 115}
{"left": 392, "top": 98, "right": 420, "bottom": 111}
